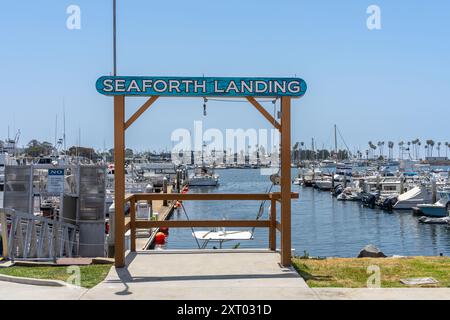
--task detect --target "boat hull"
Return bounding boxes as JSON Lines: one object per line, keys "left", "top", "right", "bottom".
{"left": 417, "top": 205, "right": 449, "bottom": 218}
{"left": 188, "top": 178, "right": 219, "bottom": 186}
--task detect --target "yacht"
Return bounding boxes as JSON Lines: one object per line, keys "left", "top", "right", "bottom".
{"left": 417, "top": 191, "right": 450, "bottom": 217}
{"left": 393, "top": 185, "right": 433, "bottom": 210}
{"left": 319, "top": 160, "right": 336, "bottom": 168}
{"left": 314, "top": 177, "right": 333, "bottom": 191}
{"left": 188, "top": 166, "right": 219, "bottom": 187}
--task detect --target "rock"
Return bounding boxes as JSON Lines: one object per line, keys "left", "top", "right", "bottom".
{"left": 357, "top": 244, "right": 387, "bottom": 258}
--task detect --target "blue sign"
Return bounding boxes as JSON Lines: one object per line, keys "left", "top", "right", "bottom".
{"left": 96, "top": 76, "right": 307, "bottom": 97}
{"left": 48, "top": 169, "right": 64, "bottom": 176}
{"left": 47, "top": 169, "right": 64, "bottom": 193}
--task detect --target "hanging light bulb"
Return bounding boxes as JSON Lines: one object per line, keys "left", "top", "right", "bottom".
{"left": 203, "top": 97, "right": 208, "bottom": 116}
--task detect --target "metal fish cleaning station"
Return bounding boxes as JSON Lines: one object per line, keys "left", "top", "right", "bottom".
{"left": 96, "top": 76, "right": 307, "bottom": 269}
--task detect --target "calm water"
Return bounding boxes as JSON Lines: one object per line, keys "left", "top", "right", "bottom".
{"left": 164, "top": 169, "right": 450, "bottom": 257}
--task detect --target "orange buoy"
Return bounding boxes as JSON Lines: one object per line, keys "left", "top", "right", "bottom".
{"left": 155, "top": 232, "right": 166, "bottom": 245}
{"left": 160, "top": 227, "right": 169, "bottom": 235}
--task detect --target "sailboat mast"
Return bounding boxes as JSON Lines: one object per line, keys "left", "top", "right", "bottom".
{"left": 55, "top": 114, "right": 58, "bottom": 149}
{"left": 63, "top": 100, "right": 66, "bottom": 153}
{"left": 334, "top": 124, "right": 338, "bottom": 156}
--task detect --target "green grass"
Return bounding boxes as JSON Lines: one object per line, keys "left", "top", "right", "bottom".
{"left": 0, "top": 264, "right": 112, "bottom": 288}
{"left": 292, "top": 256, "right": 450, "bottom": 288}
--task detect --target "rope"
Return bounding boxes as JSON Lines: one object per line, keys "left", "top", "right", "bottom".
{"left": 180, "top": 203, "right": 201, "bottom": 249}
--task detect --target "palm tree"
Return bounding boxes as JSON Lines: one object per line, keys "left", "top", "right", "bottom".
{"left": 371, "top": 144, "right": 377, "bottom": 159}
{"left": 445, "top": 142, "right": 449, "bottom": 158}
{"left": 411, "top": 139, "right": 420, "bottom": 160}
{"left": 388, "top": 141, "right": 394, "bottom": 160}
{"left": 407, "top": 141, "right": 411, "bottom": 159}
{"left": 378, "top": 141, "right": 385, "bottom": 158}
{"left": 377, "top": 141, "right": 382, "bottom": 158}
{"left": 417, "top": 141, "right": 421, "bottom": 160}
{"left": 430, "top": 140, "right": 435, "bottom": 157}
{"left": 398, "top": 141, "right": 404, "bottom": 160}
{"left": 300, "top": 141, "right": 304, "bottom": 161}
{"left": 425, "top": 140, "right": 435, "bottom": 157}
{"left": 368, "top": 141, "right": 377, "bottom": 159}
{"left": 437, "top": 142, "right": 441, "bottom": 157}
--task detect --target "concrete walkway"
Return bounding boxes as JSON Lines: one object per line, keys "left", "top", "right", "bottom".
{"left": 2, "top": 250, "right": 450, "bottom": 299}
{"left": 82, "top": 250, "right": 316, "bottom": 300}
{"left": 0, "top": 281, "right": 87, "bottom": 300}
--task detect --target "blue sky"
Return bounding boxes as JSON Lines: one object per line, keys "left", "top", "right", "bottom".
{"left": 1, "top": 1, "right": 449, "bottom": 153}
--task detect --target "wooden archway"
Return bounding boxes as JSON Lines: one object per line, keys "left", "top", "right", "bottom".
{"left": 96, "top": 76, "right": 307, "bottom": 267}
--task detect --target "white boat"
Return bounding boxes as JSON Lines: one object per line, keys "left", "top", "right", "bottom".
{"left": 393, "top": 185, "right": 433, "bottom": 210}
{"left": 417, "top": 191, "right": 450, "bottom": 217}
{"left": 314, "top": 179, "right": 333, "bottom": 190}
{"left": 319, "top": 160, "right": 336, "bottom": 168}
{"left": 188, "top": 166, "right": 219, "bottom": 186}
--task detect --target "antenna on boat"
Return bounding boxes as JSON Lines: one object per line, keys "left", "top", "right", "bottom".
{"left": 334, "top": 124, "right": 338, "bottom": 158}
{"left": 63, "top": 99, "right": 66, "bottom": 154}
{"left": 54, "top": 114, "right": 58, "bottom": 149}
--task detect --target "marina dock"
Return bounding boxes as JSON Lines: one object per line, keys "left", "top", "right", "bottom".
{"left": 126, "top": 186, "right": 176, "bottom": 251}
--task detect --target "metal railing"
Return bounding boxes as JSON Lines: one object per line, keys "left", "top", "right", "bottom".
{"left": 0, "top": 208, "right": 79, "bottom": 261}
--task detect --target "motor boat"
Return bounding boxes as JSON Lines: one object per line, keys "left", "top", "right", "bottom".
{"left": 393, "top": 185, "right": 433, "bottom": 210}
{"left": 416, "top": 191, "right": 450, "bottom": 217}
{"left": 336, "top": 184, "right": 362, "bottom": 201}
{"left": 314, "top": 178, "right": 333, "bottom": 191}
{"left": 188, "top": 165, "right": 219, "bottom": 186}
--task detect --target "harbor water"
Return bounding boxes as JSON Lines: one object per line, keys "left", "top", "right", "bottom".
{"left": 164, "top": 168, "right": 450, "bottom": 257}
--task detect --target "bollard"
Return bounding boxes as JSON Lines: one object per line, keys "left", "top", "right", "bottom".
{"left": 400, "top": 175, "right": 404, "bottom": 194}
{"left": 431, "top": 178, "right": 437, "bottom": 204}
{"left": 145, "top": 184, "right": 153, "bottom": 215}
{"left": 176, "top": 169, "right": 181, "bottom": 193}
{"left": 163, "top": 177, "right": 168, "bottom": 206}
{"left": 343, "top": 172, "right": 347, "bottom": 188}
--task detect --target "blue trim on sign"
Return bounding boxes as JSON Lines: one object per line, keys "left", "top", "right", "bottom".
{"left": 48, "top": 169, "right": 64, "bottom": 175}
{"left": 95, "top": 76, "right": 307, "bottom": 97}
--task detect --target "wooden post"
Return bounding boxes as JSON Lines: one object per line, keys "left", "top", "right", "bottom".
{"left": 269, "top": 199, "right": 276, "bottom": 251}
{"left": 114, "top": 96, "right": 126, "bottom": 268}
{"left": 130, "top": 196, "right": 136, "bottom": 252}
{"left": 280, "top": 97, "right": 292, "bottom": 266}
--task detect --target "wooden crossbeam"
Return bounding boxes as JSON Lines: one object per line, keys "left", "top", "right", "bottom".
{"left": 135, "top": 220, "right": 270, "bottom": 228}
{"left": 124, "top": 96, "right": 158, "bottom": 130}
{"left": 246, "top": 96, "right": 281, "bottom": 131}
{"left": 130, "top": 192, "right": 298, "bottom": 202}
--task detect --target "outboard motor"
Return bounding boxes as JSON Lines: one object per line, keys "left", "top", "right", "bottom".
{"left": 333, "top": 184, "right": 343, "bottom": 196}
{"left": 381, "top": 196, "right": 397, "bottom": 211}
{"left": 362, "top": 192, "right": 377, "bottom": 208}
